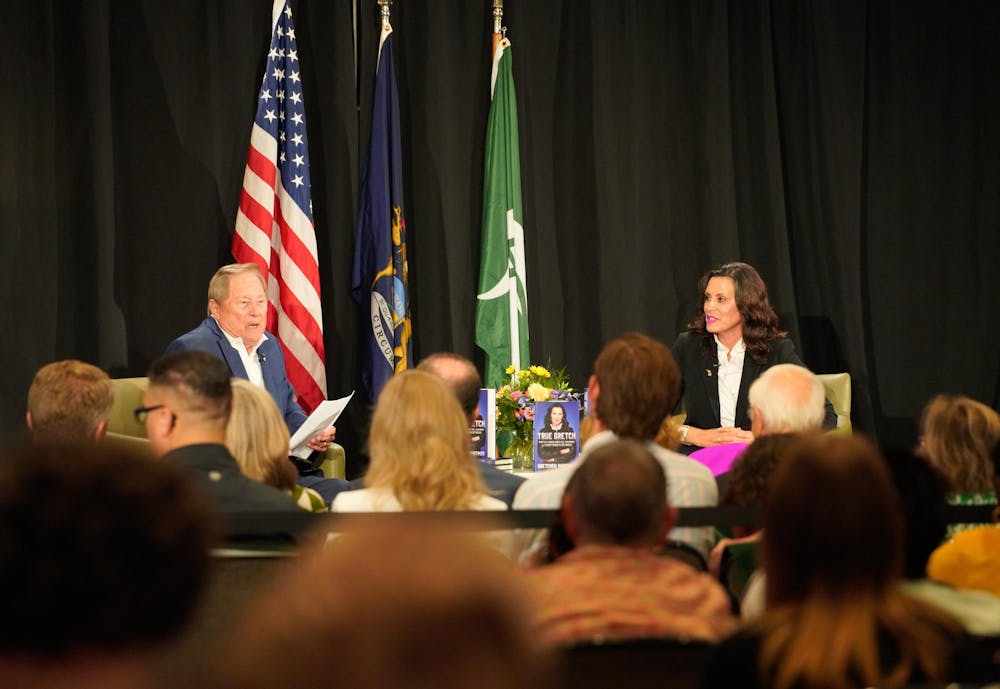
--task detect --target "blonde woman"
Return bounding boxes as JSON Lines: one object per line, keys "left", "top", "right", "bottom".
{"left": 332, "top": 370, "right": 506, "bottom": 512}
{"left": 226, "top": 379, "right": 327, "bottom": 513}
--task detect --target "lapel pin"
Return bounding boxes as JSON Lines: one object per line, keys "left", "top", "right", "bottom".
{"left": 706, "top": 369, "right": 712, "bottom": 377}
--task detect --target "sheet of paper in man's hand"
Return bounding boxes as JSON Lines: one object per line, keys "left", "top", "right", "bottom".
{"left": 289, "top": 392, "right": 355, "bottom": 459}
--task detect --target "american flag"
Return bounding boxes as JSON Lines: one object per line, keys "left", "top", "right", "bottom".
{"left": 232, "top": 0, "right": 326, "bottom": 412}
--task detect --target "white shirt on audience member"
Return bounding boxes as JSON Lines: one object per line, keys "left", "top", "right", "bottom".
{"left": 512, "top": 430, "right": 718, "bottom": 561}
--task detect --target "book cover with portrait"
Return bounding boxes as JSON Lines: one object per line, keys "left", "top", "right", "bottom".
{"left": 533, "top": 400, "right": 580, "bottom": 471}
{"left": 469, "top": 388, "right": 496, "bottom": 464}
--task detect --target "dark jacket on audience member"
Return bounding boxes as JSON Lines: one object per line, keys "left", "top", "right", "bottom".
{"left": 163, "top": 443, "right": 308, "bottom": 537}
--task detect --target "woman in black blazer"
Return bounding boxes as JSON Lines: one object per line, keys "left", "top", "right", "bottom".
{"left": 671, "top": 262, "right": 827, "bottom": 451}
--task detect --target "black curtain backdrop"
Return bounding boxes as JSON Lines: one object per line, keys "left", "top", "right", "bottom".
{"left": 3, "top": 1, "right": 998, "bottom": 475}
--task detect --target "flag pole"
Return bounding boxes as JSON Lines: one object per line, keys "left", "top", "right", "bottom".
{"left": 378, "top": 0, "right": 391, "bottom": 31}
{"left": 492, "top": 0, "right": 504, "bottom": 54}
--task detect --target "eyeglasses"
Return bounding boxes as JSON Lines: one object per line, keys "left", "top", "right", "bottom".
{"left": 133, "top": 404, "right": 166, "bottom": 423}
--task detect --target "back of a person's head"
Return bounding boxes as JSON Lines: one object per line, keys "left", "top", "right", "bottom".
{"left": 758, "top": 435, "right": 963, "bottom": 689}
{"left": 721, "top": 433, "right": 800, "bottom": 508}
{"left": 566, "top": 439, "right": 667, "bottom": 547}
{"left": 417, "top": 352, "right": 482, "bottom": 420}
{"left": 147, "top": 350, "right": 232, "bottom": 425}
{"left": 593, "top": 333, "right": 679, "bottom": 440}
{"left": 919, "top": 394, "right": 1000, "bottom": 494}
{"left": 0, "top": 440, "right": 214, "bottom": 658}
{"left": 26, "top": 360, "right": 113, "bottom": 442}
{"left": 747, "top": 364, "right": 825, "bottom": 434}
{"left": 218, "top": 522, "right": 551, "bottom": 689}
{"left": 764, "top": 435, "right": 903, "bottom": 603}
{"left": 882, "top": 447, "right": 950, "bottom": 581}
{"left": 226, "top": 379, "right": 296, "bottom": 490}
{"left": 366, "top": 370, "right": 485, "bottom": 510}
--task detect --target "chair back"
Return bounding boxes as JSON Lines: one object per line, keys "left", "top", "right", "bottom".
{"left": 817, "top": 372, "right": 852, "bottom": 433}
{"left": 661, "top": 541, "right": 708, "bottom": 572}
{"left": 671, "top": 371, "right": 853, "bottom": 434}
{"left": 560, "top": 637, "right": 713, "bottom": 689}
{"left": 108, "top": 377, "right": 150, "bottom": 437}
{"left": 159, "top": 548, "right": 296, "bottom": 685}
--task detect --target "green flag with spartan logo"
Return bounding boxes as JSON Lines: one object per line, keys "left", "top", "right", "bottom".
{"left": 476, "top": 38, "right": 529, "bottom": 388}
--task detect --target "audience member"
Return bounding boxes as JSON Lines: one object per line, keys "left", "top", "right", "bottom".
{"left": 710, "top": 434, "right": 802, "bottom": 599}
{"left": 417, "top": 352, "right": 526, "bottom": 506}
{"left": 331, "top": 370, "right": 507, "bottom": 512}
{"left": 701, "top": 435, "right": 992, "bottom": 689}
{"left": 706, "top": 366, "right": 827, "bottom": 602}
{"left": 226, "top": 379, "right": 333, "bottom": 512}
{"left": 927, "top": 439, "right": 1000, "bottom": 599}
{"left": 917, "top": 395, "right": 999, "bottom": 533}
{"left": 690, "top": 363, "right": 826, "bottom": 479}
{"left": 886, "top": 447, "right": 1000, "bottom": 636}
{"left": 523, "top": 440, "right": 735, "bottom": 646}
{"left": 514, "top": 333, "right": 717, "bottom": 561}
{"left": 719, "top": 434, "right": 800, "bottom": 530}
{"left": 25, "top": 359, "right": 113, "bottom": 442}
{"left": 142, "top": 351, "right": 305, "bottom": 529}
{"left": 216, "top": 521, "right": 551, "bottom": 689}
{"left": 0, "top": 441, "right": 213, "bottom": 689}
{"left": 165, "top": 263, "right": 335, "bottom": 453}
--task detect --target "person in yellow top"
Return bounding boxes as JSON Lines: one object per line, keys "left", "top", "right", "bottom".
{"left": 927, "top": 438, "right": 1000, "bottom": 598}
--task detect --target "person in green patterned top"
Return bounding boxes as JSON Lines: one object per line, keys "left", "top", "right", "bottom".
{"left": 226, "top": 378, "right": 327, "bottom": 513}
{"left": 917, "top": 394, "right": 999, "bottom": 537}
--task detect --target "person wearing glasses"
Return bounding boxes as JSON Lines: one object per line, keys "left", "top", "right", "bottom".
{"left": 137, "top": 350, "right": 303, "bottom": 525}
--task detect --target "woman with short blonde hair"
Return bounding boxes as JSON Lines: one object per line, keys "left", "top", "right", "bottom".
{"left": 333, "top": 370, "right": 504, "bottom": 512}
{"left": 226, "top": 379, "right": 326, "bottom": 512}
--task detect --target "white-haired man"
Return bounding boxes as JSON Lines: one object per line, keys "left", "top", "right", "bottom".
{"left": 747, "top": 363, "right": 827, "bottom": 437}
{"left": 165, "top": 263, "right": 335, "bottom": 453}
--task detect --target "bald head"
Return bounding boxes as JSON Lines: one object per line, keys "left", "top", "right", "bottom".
{"left": 748, "top": 364, "right": 825, "bottom": 436}
{"left": 417, "top": 353, "right": 481, "bottom": 421}
{"left": 563, "top": 440, "right": 673, "bottom": 548}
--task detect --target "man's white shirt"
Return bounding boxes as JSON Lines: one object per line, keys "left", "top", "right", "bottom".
{"left": 216, "top": 317, "right": 268, "bottom": 388}
{"left": 512, "top": 429, "right": 719, "bottom": 560}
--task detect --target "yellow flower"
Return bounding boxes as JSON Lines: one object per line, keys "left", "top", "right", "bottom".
{"left": 505, "top": 365, "right": 515, "bottom": 375}
{"left": 518, "top": 369, "right": 531, "bottom": 379}
{"left": 530, "top": 365, "right": 551, "bottom": 378}
{"left": 527, "top": 383, "right": 551, "bottom": 402}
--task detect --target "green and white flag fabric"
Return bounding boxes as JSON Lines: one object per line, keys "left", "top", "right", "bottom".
{"left": 476, "top": 38, "right": 529, "bottom": 388}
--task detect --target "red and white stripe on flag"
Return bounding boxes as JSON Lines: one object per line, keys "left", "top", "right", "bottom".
{"left": 232, "top": 0, "right": 326, "bottom": 412}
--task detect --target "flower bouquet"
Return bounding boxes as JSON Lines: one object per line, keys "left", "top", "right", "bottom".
{"left": 495, "top": 364, "right": 581, "bottom": 471}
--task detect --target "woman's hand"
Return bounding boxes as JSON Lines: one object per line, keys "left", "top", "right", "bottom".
{"left": 686, "top": 426, "right": 754, "bottom": 447}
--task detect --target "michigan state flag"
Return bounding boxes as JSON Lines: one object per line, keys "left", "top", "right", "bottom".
{"left": 476, "top": 38, "right": 529, "bottom": 388}
{"left": 352, "top": 26, "right": 412, "bottom": 402}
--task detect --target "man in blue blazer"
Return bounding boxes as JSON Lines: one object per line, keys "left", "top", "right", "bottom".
{"left": 165, "top": 263, "right": 336, "bottom": 454}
